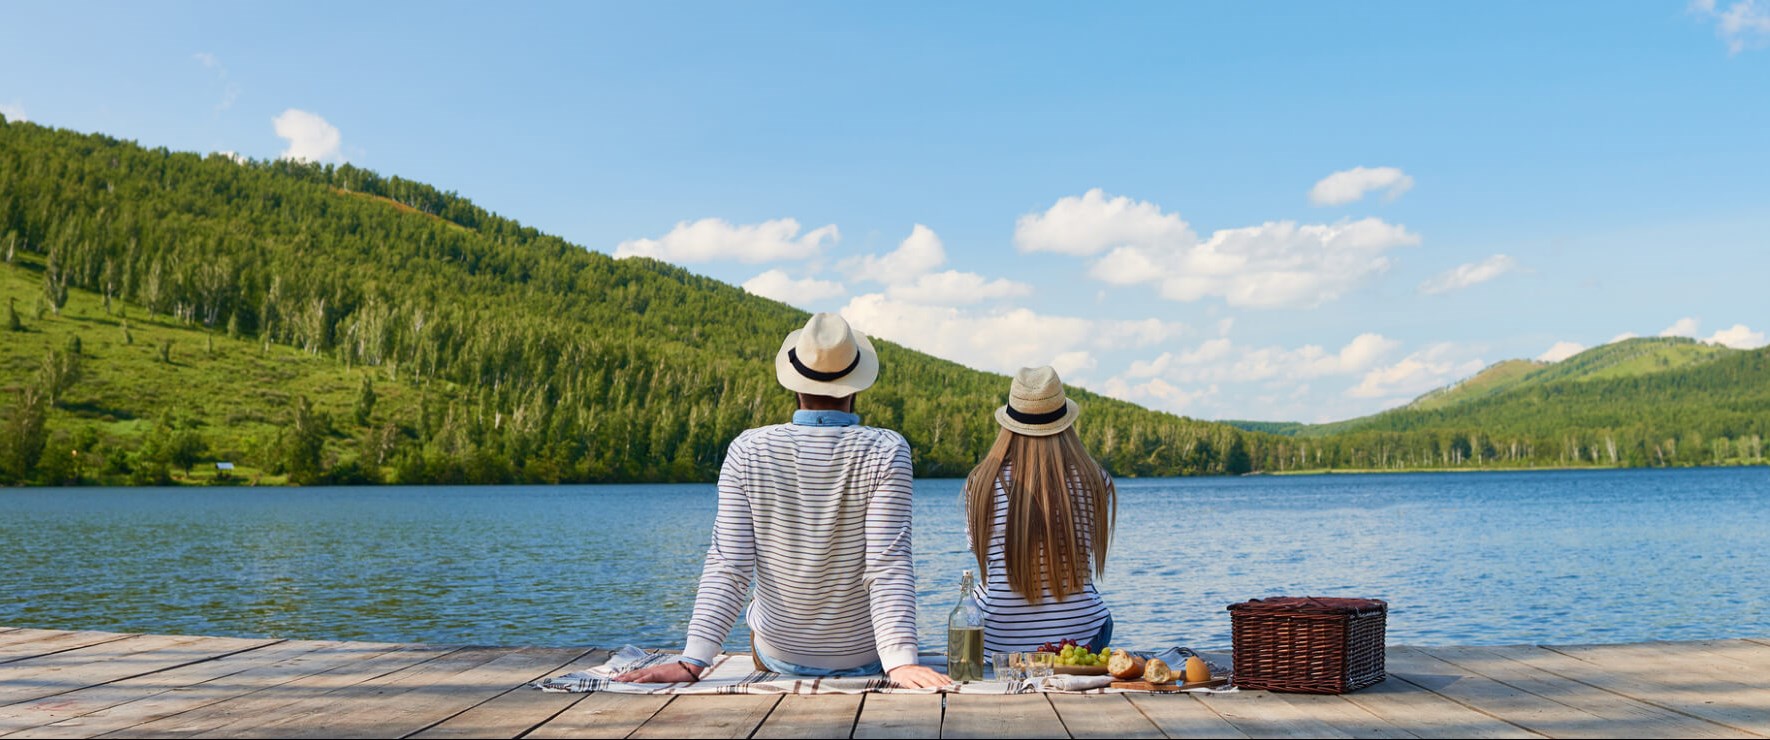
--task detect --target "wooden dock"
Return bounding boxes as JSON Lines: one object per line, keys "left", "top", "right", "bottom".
{"left": 0, "top": 626, "right": 1767, "bottom": 738}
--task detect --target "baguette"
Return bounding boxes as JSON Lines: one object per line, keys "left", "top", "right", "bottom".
{"left": 1107, "top": 649, "right": 1146, "bottom": 680}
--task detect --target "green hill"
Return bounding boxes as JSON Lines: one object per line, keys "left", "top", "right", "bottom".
{"left": 0, "top": 117, "right": 1267, "bottom": 485}
{"left": 1406, "top": 358, "right": 1546, "bottom": 412}
{"left": 1230, "top": 338, "right": 1767, "bottom": 470}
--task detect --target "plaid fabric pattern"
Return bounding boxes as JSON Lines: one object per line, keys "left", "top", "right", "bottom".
{"left": 533, "top": 646, "right": 1237, "bottom": 696}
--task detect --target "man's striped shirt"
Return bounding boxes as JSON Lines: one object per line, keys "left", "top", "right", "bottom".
{"left": 682, "top": 422, "right": 920, "bottom": 672}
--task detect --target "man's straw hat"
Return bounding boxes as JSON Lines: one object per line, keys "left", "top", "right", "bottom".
{"left": 774, "top": 313, "right": 879, "bottom": 398}
{"left": 995, "top": 366, "right": 1080, "bottom": 436}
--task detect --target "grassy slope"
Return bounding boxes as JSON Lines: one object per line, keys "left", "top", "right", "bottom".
{"left": 1407, "top": 359, "right": 1545, "bottom": 412}
{"left": 1233, "top": 338, "right": 1743, "bottom": 438}
{"left": 2, "top": 255, "right": 431, "bottom": 484}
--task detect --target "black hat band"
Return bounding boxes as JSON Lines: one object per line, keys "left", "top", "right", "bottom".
{"left": 1005, "top": 403, "right": 1069, "bottom": 425}
{"left": 789, "top": 347, "right": 861, "bottom": 382}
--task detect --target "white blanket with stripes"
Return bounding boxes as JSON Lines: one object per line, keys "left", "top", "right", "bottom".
{"left": 533, "top": 646, "right": 1235, "bottom": 695}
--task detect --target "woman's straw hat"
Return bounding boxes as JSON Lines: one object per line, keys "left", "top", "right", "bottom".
{"left": 995, "top": 366, "right": 1080, "bottom": 436}
{"left": 775, "top": 313, "right": 879, "bottom": 398}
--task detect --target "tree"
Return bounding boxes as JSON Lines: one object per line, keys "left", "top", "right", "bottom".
{"left": 354, "top": 376, "right": 377, "bottom": 427}
{"left": 5, "top": 298, "right": 20, "bottom": 332}
{"left": 285, "top": 395, "right": 329, "bottom": 484}
{"left": 0, "top": 386, "right": 49, "bottom": 483}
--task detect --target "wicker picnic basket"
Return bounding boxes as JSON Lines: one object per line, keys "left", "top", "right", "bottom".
{"left": 1227, "top": 596, "right": 1387, "bottom": 693}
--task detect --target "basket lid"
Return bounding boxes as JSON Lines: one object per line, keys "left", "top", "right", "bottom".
{"left": 1227, "top": 596, "right": 1387, "bottom": 616}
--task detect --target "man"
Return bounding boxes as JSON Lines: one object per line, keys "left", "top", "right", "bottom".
{"left": 618, "top": 313, "right": 949, "bottom": 688}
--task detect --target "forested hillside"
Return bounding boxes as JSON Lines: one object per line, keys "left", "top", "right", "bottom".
{"left": 0, "top": 117, "right": 1263, "bottom": 485}
{"left": 1230, "top": 338, "right": 1769, "bottom": 470}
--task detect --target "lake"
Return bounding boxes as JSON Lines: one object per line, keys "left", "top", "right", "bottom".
{"left": 2, "top": 467, "right": 1765, "bottom": 652}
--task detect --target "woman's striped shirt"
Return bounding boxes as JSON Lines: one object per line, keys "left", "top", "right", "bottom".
{"left": 682, "top": 422, "right": 920, "bottom": 672}
{"left": 969, "top": 462, "right": 1111, "bottom": 654}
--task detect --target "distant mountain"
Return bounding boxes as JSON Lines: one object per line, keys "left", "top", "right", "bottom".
{"left": 1227, "top": 337, "right": 1767, "bottom": 469}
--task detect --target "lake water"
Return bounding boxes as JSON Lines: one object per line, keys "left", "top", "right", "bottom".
{"left": 2, "top": 467, "right": 1765, "bottom": 652}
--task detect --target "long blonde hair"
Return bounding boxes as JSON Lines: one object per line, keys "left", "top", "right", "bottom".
{"left": 964, "top": 427, "right": 1115, "bottom": 602}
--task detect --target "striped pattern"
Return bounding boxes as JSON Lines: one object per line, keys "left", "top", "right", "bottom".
{"left": 682, "top": 423, "right": 920, "bottom": 672}
{"left": 971, "top": 463, "right": 1112, "bottom": 654}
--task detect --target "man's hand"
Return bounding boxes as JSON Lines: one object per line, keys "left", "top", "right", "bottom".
{"left": 887, "top": 664, "right": 952, "bottom": 689}
{"left": 615, "top": 661, "right": 703, "bottom": 684}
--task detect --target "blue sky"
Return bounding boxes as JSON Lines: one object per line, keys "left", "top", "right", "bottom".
{"left": 4, "top": 2, "right": 1767, "bottom": 422}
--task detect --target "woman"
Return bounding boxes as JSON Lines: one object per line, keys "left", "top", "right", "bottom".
{"left": 964, "top": 365, "right": 1117, "bottom": 655}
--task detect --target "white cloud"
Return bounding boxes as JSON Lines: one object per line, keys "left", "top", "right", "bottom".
{"left": 1119, "top": 218, "right": 1421, "bottom": 309}
{"left": 1014, "top": 188, "right": 1196, "bottom": 256}
{"left": 1659, "top": 317, "right": 1701, "bottom": 338}
{"left": 1692, "top": 0, "right": 1770, "bottom": 54}
{"left": 1706, "top": 323, "right": 1767, "bottom": 349}
{"left": 1537, "top": 341, "right": 1586, "bottom": 363}
{"left": 839, "top": 293, "right": 1177, "bottom": 376}
{"left": 1129, "top": 333, "right": 1399, "bottom": 386}
{"left": 841, "top": 224, "right": 947, "bottom": 284}
{"left": 1420, "top": 254, "right": 1519, "bottom": 294}
{"left": 193, "top": 52, "right": 220, "bottom": 68}
{"left": 1018, "top": 189, "right": 1419, "bottom": 308}
{"left": 1050, "top": 351, "right": 1098, "bottom": 379}
{"left": 1348, "top": 343, "right": 1485, "bottom": 400}
{"left": 273, "top": 109, "right": 343, "bottom": 162}
{"left": 1609, "top": 332, "right": 1640, "bottom": 344}
{"left": 614, "top": 218, "right": 838, "bottom": 264}
{"left": 0, "top": 102, "right": 24, "bottom": 122}
{"left": 836, "top": 224, "right": 1031, "bottom": 306}
{"left": 741, "top": 269, "right": 846, "bottom": 305}
{"left": 887, "top": 270, "right": 1032, "bottom": 305}
{"left": 1100, "top": 377, "right": 1217, "bottom": 413}
{"left": 1308, "top": 166, "right": 1415, "bottom": 206}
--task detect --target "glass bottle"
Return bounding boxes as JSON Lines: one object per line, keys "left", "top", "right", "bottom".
{"left": 946, "top": 569, "right": 985, "bottom": 682}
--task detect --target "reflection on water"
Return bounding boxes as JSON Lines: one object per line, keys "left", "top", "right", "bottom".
{"left": 2, "top": 467, "right": 1766, "bottom": 650}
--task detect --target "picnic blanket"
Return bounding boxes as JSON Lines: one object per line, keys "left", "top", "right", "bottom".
{"left": 533, "top": 646, "right": 1236, "bottom": 695}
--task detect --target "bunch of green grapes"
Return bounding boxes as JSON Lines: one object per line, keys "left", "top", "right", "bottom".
{"left": 1054, "top": 644, "right": 1111, "bottom": 666}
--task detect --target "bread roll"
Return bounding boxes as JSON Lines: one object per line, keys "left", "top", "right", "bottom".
{"left": 1185, "top": 656, "right": 1211, "bottom": 684}
{"left": 1107, "top": 649, "right": 1146, "bottom": 680}
{"left": 1142, "top": 658, "right": 1174, "bottom": 684}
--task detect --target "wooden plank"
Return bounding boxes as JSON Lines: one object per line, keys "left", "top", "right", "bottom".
{"left": 192, "top": 646, "right": 580, "bottom": 739}
{"left": 1, "top": 641, "right": 366, "bottom": 739}
{"left": 0, "top": 633, "right": 138, "bottom": 666}
{"left": 753, "top": 694, "right": 863, "bottom": 739}
{"left": 1413, "top": 646, "right": 1754, "bottom": 739}
{"left": 625, "top": 694, "right": 780, "bottom": 739}
{"left": 1046, "top": 693, "right": 1164, "bottom": 739}
{"left": 1488, "top": 644, "right": 1770, "bottom": 736}
{"left": 524, "top": 693, "right": 672, "bottom": 740}
{"left": 850, "top": 693, "right": 942, "bottom": 740}
{"left": 1194, "top": 691, "right": 1365, "bottom": 739}
{"left": 1552, "top": 639, "right": 1770, "bottom": 686}
{"left": 406, "top": 649, "right": 609, "bottom": 740}
{"left": 0, "top": 632, "right": 80, "bottom": 651}
{"left": 941, "top": 693, "right": 1066, "bottom": 740}
{"left": 1390, "top": 647, "right": 1639, "bottom": 740}
{"left": 1123, "top": 694, "right": 1249, "bottom": 739}
{"left": 1271, "top": 692, "right": 1419, "bottom": 739}
{"left": 1340, "top": 662, "right": 1544, "bottom": 740}
{"left": 0, "top": 635, "right": 275, "bottom": 707}
{"left": 0, "top": 639, "right": 336, "bottom": 737}
{"left": 103, "top": 643, "right": 455, "bottom": 739}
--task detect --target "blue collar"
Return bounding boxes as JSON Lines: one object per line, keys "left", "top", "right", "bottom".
{"left": 792, "top": 409, "right": 860, "bottom": 427}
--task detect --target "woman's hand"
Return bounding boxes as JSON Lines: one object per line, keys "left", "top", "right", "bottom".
{"left": 887, "top": 664, "right": 952, "bottom": 689}
{"left": 615, "top": 660, "right": 704, "bottom": 683}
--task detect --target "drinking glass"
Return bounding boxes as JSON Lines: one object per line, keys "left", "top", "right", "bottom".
{"left": 1026, "top": 652, "right": 1055, "bottom": 680}
{"left": 992, "top": 652, "right": 1024, "bottom": 682}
